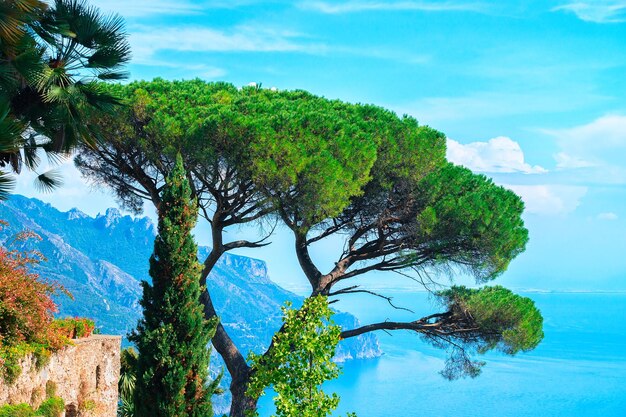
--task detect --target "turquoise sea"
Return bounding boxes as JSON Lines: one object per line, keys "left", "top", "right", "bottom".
{"left": 258, "top": 292, "right": 626, "bottom": 417}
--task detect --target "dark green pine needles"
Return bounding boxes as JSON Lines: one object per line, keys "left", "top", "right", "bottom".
{"left": 131, "top": 154, "right": 218, "bottom": 417}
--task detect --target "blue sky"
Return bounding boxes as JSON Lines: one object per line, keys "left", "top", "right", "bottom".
{"left": 16, "top": 0, "right": 626, "bottom": 292}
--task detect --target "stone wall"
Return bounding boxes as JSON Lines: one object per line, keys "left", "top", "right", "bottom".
{"left": 0, "top": 335, "right": 121, "bottom": 417}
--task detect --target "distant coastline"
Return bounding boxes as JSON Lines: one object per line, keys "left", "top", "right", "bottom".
{"left": 286, "top": 284, "right": 626, "bottom": 295}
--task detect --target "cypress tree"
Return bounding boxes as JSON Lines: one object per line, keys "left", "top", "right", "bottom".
{"left": 131, "top": 154, "right": 217, "bottom": 417}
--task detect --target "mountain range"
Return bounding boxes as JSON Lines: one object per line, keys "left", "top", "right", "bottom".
{"left": 0, "top": 194, "right": 381, "bottom": 363}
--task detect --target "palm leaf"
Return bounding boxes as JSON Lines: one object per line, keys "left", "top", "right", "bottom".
{"left": 118, "top": 396, "right": 135, "bottom": 417}
{"left": 96, "top": 70, "right": 129, "bottom": 80}
{"left": 118, "top": 371, "right": 136, "bottom": 399}
{"left": 11, "top": 37, "right": 46, "bottom": 84}
{"left": 0, "top": 170, "right": 16, "bottom": 200}
{"left": 44, "top": 148, "right": 70, "bottom": 165}
{"left": 0, "top": 0, "right": 46, "bottom": 46}
{"left": 94, "top": 12, "right": 126, "bottom": 45}
{"left": 8, "top": 150, "right": 22, "bottom": 173}
{"left": 88, "top": 44, "right": 131, "bottom": 69}
{"left": 0, "top": 102, "right": 24, "bottom": 153}
{"left": 62, "top": 0, "right": 101, "bottom": 46}
{"left": 0, "top": 0, "right": 129, "bottom": 196}
{"left": 34, "top": 167, "right": 63, "bottom": 192}
{"left": 0, "top": 61, "right": 19, "bottom": 87}
{"left": 13, "top": 0, "right": 48, "bottom": 13}
{"left": 22, "top": 142, "right": 41, "bottom": 171}
{"left": 0, "top": 12, "right": 24, "bottom": 45}
{"left": 77, "top": 81, "right": 121, "bottom": 109}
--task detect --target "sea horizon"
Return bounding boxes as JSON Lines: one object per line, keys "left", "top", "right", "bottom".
{"left": 258, "top": 291, "right": 626, "bottom": 417}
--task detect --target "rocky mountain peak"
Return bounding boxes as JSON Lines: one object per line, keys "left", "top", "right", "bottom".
{"left": 67, "top": 208, "right": 88, "bottom": 220}
{"left": 95, "top": 208, "right": 123, "bottom": 228}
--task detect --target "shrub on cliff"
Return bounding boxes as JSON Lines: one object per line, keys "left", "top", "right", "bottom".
{"left": 0, "top": 396, "right": 64, "bottom": 417}
{"left": 0, "top": 222, "right": 95, "bottom": 383}
{"left": 130, "top": 155, "right": 219, "bottom": 417}
{"left": 0, "top": 226, "right": 67, "bottom": 382}
{"left": 50, "top": 317, "right": 96, "bottom": 339}
{"left": 0, "top": 228, "right": 64, "bottom": 347}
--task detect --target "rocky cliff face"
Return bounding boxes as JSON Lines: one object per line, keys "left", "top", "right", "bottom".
{"left": 0, "top": 195, "right": 382, "bottom": 363}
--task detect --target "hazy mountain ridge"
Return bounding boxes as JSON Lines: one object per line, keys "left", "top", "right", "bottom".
{"left": 0, "top": 195, "right": 382, "bottom": 362}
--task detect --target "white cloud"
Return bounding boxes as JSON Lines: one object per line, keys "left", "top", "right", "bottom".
{"left": 447, "top": 137, "right": 547, "bottom": 174}
{"left": 554, "top": 1, "right": 626, "bottom": 23}
{"left": 198, "top": 67, "right": 228, "bottom": 79}
{"left": 399, "top": 91, "right": 606, "bottom": 124}
{"left": 132, "top": 58, "right": 228, "bottom": 79}
{"left": 548, "top": 114, "right": 626, "bottom": 150}
{"left": 90, "top": 0, "right": 271, "bottom": 17}
{"left": 333, "top": 46, "right": 431, "bottom": 65}
{"left": 545, "top": 114, "right": 626, "bottom": 183}
{"left": 299, "top": 1, "right": 485, "bottom": 14}
{"left": 504, "top": 185, "right": 588, "bottom": 216}
{"left": 598, "top": 212, "right": 619, "bottom": 220}
{"left": 554, "top": 152, "right": 594, "bottom": 169}
{"left": 90, "top": 0, "right": 203, "bottom": 17}
{"left": 130, "top": 25, "right": 325, "bottom": 63}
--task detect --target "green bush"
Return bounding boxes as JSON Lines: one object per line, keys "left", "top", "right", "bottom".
{"left": 0, "top": 397, "right": 64, "bottom": 417}
{"left": 37, "top": 397, "right": 65, "bottom": 417}
{"left": 0, "top": 353, "right": 23, "bottom": 384}
{"left": 80, "top": 399, "right": 96, "bottom": 412}
{"left": 50, "top": 318, "right": 96, "bottom": 339}
{"left": 0, "top": 343, "right": 56, "bottom": 384}
{"left": 0, "top": 343, "right": 35, "bottom": 384}
{"left": 0, "top": 403, "right": 34, "bottom": 417}
{"left": 45, "top": 380, "right": 57, "bottom": 398}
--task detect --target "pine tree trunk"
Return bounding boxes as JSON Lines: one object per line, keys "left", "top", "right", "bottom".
{"left": 199, "top": 247, "right": 259, "bottom": 417}
{"left": 229, "top": 375, "right": 258, "bottom": 417}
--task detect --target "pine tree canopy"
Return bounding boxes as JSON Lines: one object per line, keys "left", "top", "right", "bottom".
{"left": 76, "top": 79, "right": 544, "bottom": 414}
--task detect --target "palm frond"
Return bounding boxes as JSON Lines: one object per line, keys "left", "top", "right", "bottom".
{"left": 0, "top": 102, "right": 24, "bottom": 153}
{"left": 96, "top": 70, "right": 128, "bottom": 80}
{"left": 0, "top": 0, "right": 129, "bottom": 195}
{"left": 10, "top": 38, "right": 46, "bottom": 88}
{"left": 0, "top": 0, "right": 46, "bottom": 46}
{"left": 118, "top": 396, "right": 135, "bottom": 417}
{"left": 94, "top": 12, "right": 127, "bottom": 45}
{"left": 13, "top": 0, "right": 48, "bottom": 13}
{"left": 0, "top": 13, "right": 24, "bottom": 45}
{"left": 0, "top": 61, "right": 19, "bottom": 87}
{"left": 8, "top": 151, "right": 22, "bottom": 173}
{"left": 22, "top": 136, "right": 42, "bottom": 170}
{"left": 45, "top": 148, "right": 70, "bottom": 165}
{"left": 76, "top": 80, "right": 122, "bottom": 111}
{"left": 0, "top": 170, "right": 16, "bottom": 200}
{"left": 34, "top": 167, "right": 63, "bottom": 192}
{"left": 88, "top": 44, "right": 131, "bottom": 69}
{"left": 36, "top": 66, "right": 72, "bottom": 95}
{"left": 118, "top": 371, "right": 136, "bottom": 399}
{"left": 118, "top": 346, "right": 137, "bottom": 417}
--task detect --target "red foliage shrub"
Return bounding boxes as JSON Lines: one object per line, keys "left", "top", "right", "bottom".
{"left": 0, "top": 227, "right": 68, "bottom": 347}
{"left": 0, "top": 223, "right": 100, "bottom": 382}
{"left": 50, "top": 318, "right": 96, "bottom": 339}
